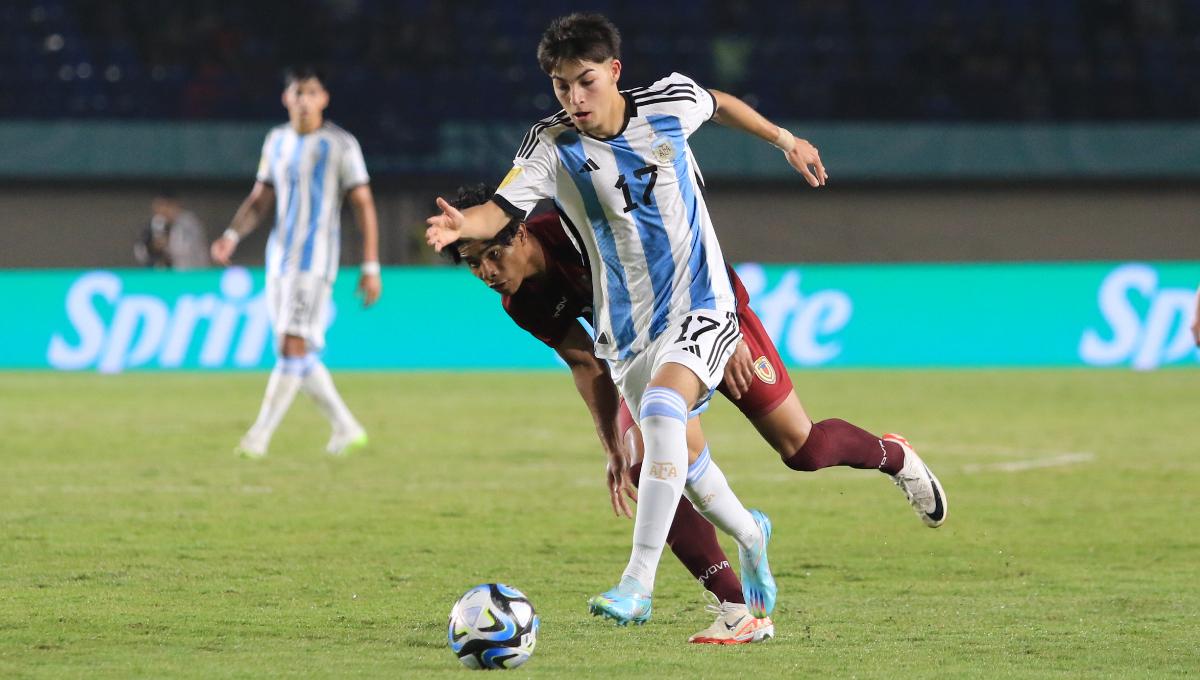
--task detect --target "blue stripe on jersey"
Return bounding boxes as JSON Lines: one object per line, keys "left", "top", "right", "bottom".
{"left": 648, "top": 114, "right": 714, "bottom": 311}
{"left": 300, "top": 138, "right": 330, "bottom": 272}
{"left": 610, "top": 134, "right": 674, "bottom": 341}
{"left": 554, "top": 132, "right": 637, "bottom": 355}
{"left": 280, "top": 136, "right": 307, "bottom": 274}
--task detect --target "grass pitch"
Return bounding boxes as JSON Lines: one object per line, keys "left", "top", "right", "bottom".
{"left": 1, "top": 370, "right": 1197, "bottom": 678}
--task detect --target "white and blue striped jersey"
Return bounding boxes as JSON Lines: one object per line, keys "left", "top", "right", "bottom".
{"left": 255, "top": 121, "right": 369, "bottom": 281}
{"left": 494, "top": 72, "right": 735, "bottom": 361}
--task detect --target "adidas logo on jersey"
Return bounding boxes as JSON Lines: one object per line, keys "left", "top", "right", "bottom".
{"left": 579, "top": 158, "right": 600, "bottom": 173}
{"left": 596, "top": 331, "right": 611, "bottom": 345}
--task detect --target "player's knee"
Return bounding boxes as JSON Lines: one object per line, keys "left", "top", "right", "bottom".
{"left": 764, "top": 420, "right": 811, "bottom": 462}
{"left": 624, "top": 429, "right": 643, "bottom": 467}
{"left": 783, "top": 450, "right": 822, "bottom": 471}
{"left": 638, "top": 387, "right": 688, "bottom": 424}
{"left": 779, "top": 418, "right": 828, "bottom": 471}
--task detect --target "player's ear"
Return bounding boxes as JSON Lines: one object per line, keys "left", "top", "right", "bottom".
{"left": 515, "top": 222, "right": 528, "bottom": 243}
{"left": 610, "top": 58, "right": 622, "bottom": 84}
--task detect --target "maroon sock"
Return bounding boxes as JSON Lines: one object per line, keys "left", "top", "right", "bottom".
{"left": 630, "top": 461, "right": 744, "bottom": 604}
{"left": 784, "top": 418, "right": 906, "bottom": 475}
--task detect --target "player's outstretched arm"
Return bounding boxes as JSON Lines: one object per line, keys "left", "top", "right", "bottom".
{"left": 710, "top": 89, "right": 828, "bottom": 187}
{"left": 347, "top": 184, "right": 382, "bottom": 307}
{"left": 212, "top": 181, "right": 274, "bottom": 266}
{"left": 554, "top": 322, "right": 634, "bottom": 519}
{"left": 425, "top": 198, "right": 512, "bottom": 252}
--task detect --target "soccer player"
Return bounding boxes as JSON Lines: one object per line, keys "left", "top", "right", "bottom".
{"left": 210, "top": 66, "right": 382, "bottom": 458}
{"left": 446, "top": 185, "right": 946, "bottom": 643}
{"left": 1192, "top": 285, "right": 1200, "bottom": 347}
{"left": 426, "top": 12, "right": 826, "bottom": 628}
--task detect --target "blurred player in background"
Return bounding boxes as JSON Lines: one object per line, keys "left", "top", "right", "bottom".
{"left": 1192, "top": 285, "right": 1200, "bottom": 347}
{"left": 211, "top": 66, "right": 382, "bottom": 458}
{"left": 134, "top": 189, "right": 210, "bottom": 270}
{"left": 447, "top": 184, "right": 946, "bottom": 643}
{"left": 427, "top": 13, "right": 827, "bottom": 627}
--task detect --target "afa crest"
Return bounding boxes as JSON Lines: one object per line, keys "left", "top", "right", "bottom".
{"left": 753, "top": 356, "right": 777, "bottom": 384}
{"left": 648, "top": 462, "right": 678, "bottom": 480}
{"left": 651, "top": 139, "right": 675, "bottom": 164}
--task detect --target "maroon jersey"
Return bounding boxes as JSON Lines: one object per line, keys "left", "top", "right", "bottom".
{"left": 501, "top": 212, "right": 593, "bottom": 347}
{"left": 728, "top": 261, "right": 752, "bottom": 311}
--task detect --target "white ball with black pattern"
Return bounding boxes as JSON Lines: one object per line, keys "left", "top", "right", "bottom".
{"left": 447, "top": 583, "right": 538, "bottom": 670}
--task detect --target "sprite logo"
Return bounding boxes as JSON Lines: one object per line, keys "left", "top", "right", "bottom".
{"left": 47, "top": 268, "right": 273, "bottom": 372}
{"left": 1079, "top": 263, "right": 1199, "bottom": 370}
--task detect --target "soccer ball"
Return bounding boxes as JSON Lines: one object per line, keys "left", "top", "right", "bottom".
{"left": 447, "top": 583, "right": 539, "bottom": 670}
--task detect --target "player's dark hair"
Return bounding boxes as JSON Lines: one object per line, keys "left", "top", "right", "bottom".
{"left": 537, "top": 13, "right": 621, "bottom": 75}
{"left": 283, "top": 65, "right": 327, "bottom": 88}
{"left": 442, "top": 184, "right": 520, "bottom": 265}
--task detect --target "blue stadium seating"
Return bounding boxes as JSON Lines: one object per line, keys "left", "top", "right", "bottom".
{"left": 3, "top": 0, "right": 1198, "bottom": 156}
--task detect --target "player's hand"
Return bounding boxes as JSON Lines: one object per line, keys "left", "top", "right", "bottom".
{"left": 425, "top": 196, "right": 465, "bottom": 252}
{"left": 605, "top": 450, "right": 636, "bottom": 519}
{"left": 358, "top": 273, "right": 382, "bottom": 308}
{"left": 722, "top": 340, "right": 754, "bottom": 400}
{"left": 211, "top": 236, "right": 237, "bottom": 266}
{"left": 785, "top": 137, "right": 828, "bottom": 187}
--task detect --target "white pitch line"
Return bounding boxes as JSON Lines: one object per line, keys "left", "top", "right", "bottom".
{"left": 961, "top": 452, "right": 1095, "bottom": 474}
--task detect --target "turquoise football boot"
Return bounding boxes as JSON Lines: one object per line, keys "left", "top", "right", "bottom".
{"left": 587, "top": 577, "right": 652, "bottom": 626}
{"left": 739, "top": 509, "right": 777, "bottom": 618}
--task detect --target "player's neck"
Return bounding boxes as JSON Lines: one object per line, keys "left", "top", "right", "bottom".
{"left": 291, "top": 116, "right": 324, "bottom": 135}
{"left": 526, "top": 238, "right": 548, "bottom": 280}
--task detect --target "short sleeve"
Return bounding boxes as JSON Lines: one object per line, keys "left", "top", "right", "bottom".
{"left": 493, "top": 121, "right": 563, "bottom": 218}
{"left": 633, "top": 72, "right": 716, "bottom": 137}
{"left": 338, "top": 134, "right": 370, "bottom": 192}
{"left": 254, "top": 131, "right": 275, "bottom": 184}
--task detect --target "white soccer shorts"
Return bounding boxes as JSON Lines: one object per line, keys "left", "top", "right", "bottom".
{"left": 611, "top": 309, "right": 741, "bottom": 420}
{"left": 266, "top": 273, "right": 332, "bottom": 351}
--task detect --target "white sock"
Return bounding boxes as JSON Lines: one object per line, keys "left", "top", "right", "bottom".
{"left": 684, "top": 446, "right": 761, "bottom": 551}
{"left": 247, "top": 356, "right": 305, "bottom": 443}
{"left": 622, "top": 387, "right": 689, "bottom": 594}
{"left": 300, "top": 354, "right": 361, "bottom": 433}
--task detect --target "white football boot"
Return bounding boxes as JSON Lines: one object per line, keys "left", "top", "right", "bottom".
{"left": 884, "top": 433, "right": 947, "bottom": 528}
{"left": 234, "top": 430, "right": 268, "bottom": 459}
{"left": 688, "top": 592, "right": 775, "bottom": 645}
{"left": 326, "top": 426, "right": 368, "bottom": 456}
